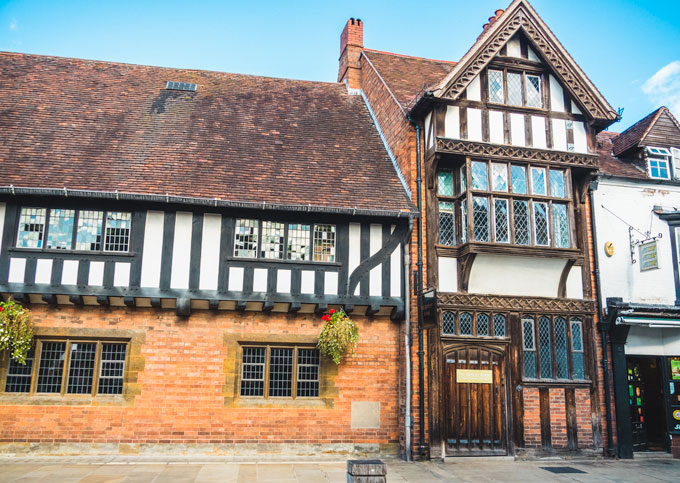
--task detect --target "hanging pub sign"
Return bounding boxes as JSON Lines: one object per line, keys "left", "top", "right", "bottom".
{"left": 639, "top": 241, "right": 659, "bottom": 271}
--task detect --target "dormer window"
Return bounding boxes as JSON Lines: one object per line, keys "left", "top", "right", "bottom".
{"left": 646, "top": 147, "right": 671, "bottom": 180}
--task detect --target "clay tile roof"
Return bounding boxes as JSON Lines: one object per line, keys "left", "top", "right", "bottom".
{"left": 597, "top": 131, "right": 647, "bottom": 180}
{"left": 362, "top": 50, "right": 456, "bottom": 108}
{"left": 611, "top": 107, "right": 665, "bottom": 156}
{"left": 0, "top": 52, "right": 414, "bottom": 214}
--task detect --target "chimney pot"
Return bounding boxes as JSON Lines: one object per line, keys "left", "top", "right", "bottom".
{"left": 338, "top": 17, "right": 364, "bottom": 89}
{"left": 495, "top": 9, "right": 504, "bottom": 16}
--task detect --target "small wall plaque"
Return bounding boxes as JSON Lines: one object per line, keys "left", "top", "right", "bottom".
{"left": 457, "top": 369, "right": 493, "bottom": 384}
{"left": 604, "top": 241, "right": 615, "bottom": 257}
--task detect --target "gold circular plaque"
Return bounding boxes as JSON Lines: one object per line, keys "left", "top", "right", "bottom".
{"left": 604, "top": 241, "right": 615, "bottom": 257}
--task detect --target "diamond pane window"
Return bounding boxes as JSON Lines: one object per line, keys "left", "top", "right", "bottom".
{"left": 269, "top": 348, "right": 293, "bottom": 397}
{"left": 525, "top": 75, "right": 542, "bottom": 108}
{"left": 488, "top": 70, "right": 504, "bottom": 103}
{"left": 36, "top": 342, "right": 66, "bottom": 393}
{"left": 530, "top": 167, "right": 546, "bottom": 195}
{"left": 287, "top": 224, "right": 310, "bottom": 261}
{"left": 241, "top": 347, "right": 265, "bottom": 397}
{"left": 459, "top": 312, "right": 473, "bottom": 336}
{"left": 538, "top": 316, "right": 553, "bottom": 379}
{"left": 461, "top": 202, "right": 468, "bottom": 243}
{"left": 5, "top": 348, "right": 35, "bottom": 393}
{"left": 67, "top": 342, "right": 97, "bottom": 394}
{"left": 46, "top": 209, "right": 75, "bottom": 249}
{"left": 104, "top": 212, "right": 131, "bottom": 252}
{"left": 494, "top": 199, "right": 509, "bottom": 243}
{"left": 493, "top": 314, "right": 507, "bottom": 338}
{"left": 234, "top": 219, "right": 258, "bottom": 258}
{"left": 492, "top": 163, "right": 508, "bottom": 192}
{"left": 549, "top": 170, "right": 566, "bottom": 198}
{"left": 439, "top": 202, "right": 455, "bottom": 246}
{"left": 570, "top": 319, "right": 585, "bottom": 380}
{"left": 522, "top": 318, "right": 536, "bottom": 378}
{"left": 261, "top": 221, "right": 285, "bottom": 259}
{"left": 534, "top": 202, "right": 549, "bottom": 246}
{"left": 460, "top": 166, "right": 467, "bottom": 193}
{"left": 473, "top": 197, "right": 490, "bottom": 242}
{"left": 442, "top": 311, "right": 456, "bottom": 335}
{"left": 76, "top": 211, "right": 104, "bottom": 251}
{"left": 17, "top": 208, "right": 46, "bottom": 248}
{"left": 471, "top": 161, "right": 488, "bottom": 190}
{"left": 296, "top": 349, "right": 320, "bottom": 397}
{"left": 513, "top": 200, "right": 530, "bottom": 245}
{"left": 554, "top": 318, "right": 569, "bottom": 379}
{"left": 476, "top": 313, "right": 490, "bottom": 336}
{"left": 507, "top": 72, "right": 523, "bottom": 106}
{"left": 438, "top": 169, "right": 454, "bottom": 196}
{"left": 511, "top": 165, "right": 527, "bottom": 194}
{"left": 552, "top": 204, "right": 570, "bottom": 248}
{"left": 313, "top": 225, "right": 336, "bottom": 262}
{"left": 98, "top": 343, "right": 126, "bottom": 395}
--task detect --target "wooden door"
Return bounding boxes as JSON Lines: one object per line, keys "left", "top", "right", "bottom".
{"left": 444, "top": 346, "right": 507, "bottom": 456}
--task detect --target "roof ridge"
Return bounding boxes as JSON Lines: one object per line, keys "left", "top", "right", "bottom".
{"left": 362, "top": 48, "right": 457, "bottom": 65}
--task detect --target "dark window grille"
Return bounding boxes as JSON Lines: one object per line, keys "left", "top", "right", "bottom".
{"left": 67, "top": 342, "right": 97, "bottom": 394}
{"left": 36, "top": 342, "right": 66, "bottom": 393}
{"left": 570, "top": 319, "right": 585, "bottom": 380}
{"left": 16, "top": 208, "right": 46, "bottom": 248}
{"left": 439, "top": 202, "right": 455, "bottom": 246}
{"left": 554, "top": 317, "right": 569, "bottom": 379}
{"left": 296, "top": 349, "right": 320, "bottom": 397}
{"left": 476, "top": 313, "right": 490, "bottom": 336}
{"left": 5, "top": 348, "right": 35, "bottom": 393}
{"left": 98, "top": 343, "right": 126, "bottom": 395}
{"left": 522, "top": 318, "right": 537, "bottom": 379}
{"left": 269, "top": 348, "right": 293, "bottom": 397}
{"left": 493, "top": 314, "right": 506, "bottom": 337}
{"left": 459, "top": 312, "right": 473, "bottom": 335}
{"left": 442, "top": 311, "right": 456, "bottom": 335}
{"left": 104, "top": 212, "right": 131, "bottom": 252}
{"left": 240, "top": 347, "right": 266, "bottom": 396}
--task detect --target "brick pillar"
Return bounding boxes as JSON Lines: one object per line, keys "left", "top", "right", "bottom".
{"left": 338, "top": 18, "right": 363, "bottom": 89}
{"left": 549, "top": 388, "right": 568, "bottom": 449}
{"left": 523, "top": 388, "right": 541, "bottom": 448}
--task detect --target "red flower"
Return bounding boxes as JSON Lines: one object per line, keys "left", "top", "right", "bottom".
{"left": 329, "top": 309, "right": 335, "bottom": 314}
{"left": 0, "top": 307, "right": 3, "bottom": 311}
{"left": 322, "top": 314, "right": 330, "bottom": 322}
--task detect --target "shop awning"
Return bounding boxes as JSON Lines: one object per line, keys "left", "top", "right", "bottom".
{"left": 616, "top": 316, "right": 680, "bottom": 328}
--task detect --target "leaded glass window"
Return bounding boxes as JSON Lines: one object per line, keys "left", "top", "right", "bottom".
{"left": 241, "top": 346, "right": 320, "bottom": 399}
{"left": 488, "top": 70, "right": 504, "bottom": 103}
{"left": 552, "top": 204, "right": 570, "bottom": 248}
{"left": 442, "top": 311, "right": 456, "bottom": 335}
{"left": 523, "top": 316, "right": 587, "bottom": 381}
{"left": 459, "top": 312, "right": 473, "bottom": 336}
{"left": 104, "top": 212, "right": 131, "bottom": 252}
{"left": 297, "top": 349, "right": 320, "bottom": 397}
{"left": 525, "top": 75, "right": 542, "bottom": 108}
{"left": 492, "top": 163, "right": 508, "bottom": 192}
{"left": 76, "top": 211, "right": 104, "bottom": 251}
{"left": 493, "top": 314, "right": 507, "bottom": 338}
{"left": 473, "top": 197, "right": 490, "bottom": 242}
{"left": 522, "top": 318, "right": 536, "bottom": 379}
{"left": 234, "top": 219, "right": 258, "bottom": 258}
{"left": 241, "top": 347, "right": 265, "bottom": 396}
{"left": 461, "top": 202, "right": 468, "bottom": 243}
{"left": 46, "top": 209, "right": 75, "bottom": 249}
{"left": 549, "top": 170, "right": 566, "bottom": 198}
{"left": 67, "top": 342, "right": 97, "bottom": 394}
{"left": 261, "top": 221, "right": 285, "bottom": 259}
{"left": 439, "top": 202, "right": 455, "bottom": 246}
{"left": 5, "top": 348, "right": 34, "bottom": 393}
{"left": 287, "top": 224, "right": 310, "bottom": 261}
{"left": 570, "top": 319, "right": 585, "bottom": 380}
{"left": 538, "top": 316, "right": 553, "bottom": 379}
{"left": 494, "top": 199, "right": 509, "bottom": 243}
{"left": 507, "top": 72, "right": 523, "bottom": 106}
{"left": 511, "top": 165, "right": 527, "bottom": 194}
{"left": 36, "top": 342, "right": 66, "bottom": 393}
{"left": 438, "top": 169, "right": 454, "bottom": 196}
{"left": 530, "top": 167, "right": 546, "bottom": 195}
{"left": 313, "top": 225, "right": 336, "bottom": 262}
{"left": 476, "top": 313, "right": 490, "bottom": 336}
{"left": 533, "top": 202, "right": 549, "bottom": 246}
{"left": 471, "top": 161, "right": 488, "bottom": 190}
{"left": 17, "top": 208, "right": 46, "bottom": 248}
{"left": 460, "top": 165, "right": 467, "bottom": 193}
{"left": 269, "top": 348, "right": 293, "bottom": 397}
{"left": 554, "top": 318, "right": 569, "bottom": 379}
{"left": 513, "top": 200, "right": 530, "bottom": 245}
{"left": 98, "top": 343, "right": 126, "bottom": 395}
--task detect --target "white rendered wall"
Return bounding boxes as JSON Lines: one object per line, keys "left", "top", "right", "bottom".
{"left": 438, "top": 257, "right": 458, "bottom": 292}
{"left": 626, "top": 326, "right": 680, "bottom": 356}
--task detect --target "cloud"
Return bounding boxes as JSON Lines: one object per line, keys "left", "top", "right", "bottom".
{"left": 9, "top": 19, "right": 17, "bottom": 31}
{"left": 642, "top": 60, "right": 680, "bottom": 118}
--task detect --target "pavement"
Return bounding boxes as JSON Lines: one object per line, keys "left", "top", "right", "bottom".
{"left": 0, "top": 455, "right": 679, "bottom": 482}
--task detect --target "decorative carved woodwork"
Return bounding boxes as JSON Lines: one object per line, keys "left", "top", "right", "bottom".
{"left": 458, "top": 253, "right": 477, "bottom": 292}
{"left": 437, "top": 292, "right": 595, "bottom": 313}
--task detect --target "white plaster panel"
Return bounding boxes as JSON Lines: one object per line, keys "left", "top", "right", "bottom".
{"left": 61, "top": 260, "right": 79, "bottom": 285}
{"left": 390, "top": 231, "right": 401, "bottom": 298}
{"left": 506, "top": 37, "right": 521, "bottom": 58}
{"left": 170, "top": 212, "right": 192, "bottom": 290}
{"left": 466, "top": 75, "right": 481, "bottom": 101}
{"left": 199, "top": 213, "right": 221, "bottom": 291}
{"left": 571, "top": 100, "right": 582, "bottom": 115}
{"left": 301, "top": 270, "right": 315, "bottom": 295}
{"left": 552, "top": 119, "right": 567, "bottom": 151}
{"left": 489, "top": 110, "right": 504, "bottom": 144}
{"left": 253, "top": 268, "right": 267, "bottom": 292}
{"left": 438, "top": 257, "right": 458, "bottom": 293}
{"left": 0, "top": 203, "right": 5, "bottom": 257}
{"left": 369, "top": 224, "right": 382, "bottom": 297}
{"left": 445, "top": 105, "right": 460, "bottom": 139}
{"left": 468, "top": 254, "right": 565, "bottom": 297}
{"left": 549, "top": 75, "right": 565, "bottom": 112}
{"left": 277, "top": 269, "right": 291, "bottom": 293}
{"left": 510, "top": 113, "right": 525, "bottom": 146}
{"left": 565, "top": 266, "right": 584, "bottom": 299}
{"left": 113, "top": 262, "right": 130, "bottom": 287}
{"left": 573, "top": 121, "right": 588, "bottom": 153}
{"left": 325, "top": 271, "right": 338, "bottom": 296}
{"left": 425, "top": 112, "right": 433, "bottom": 149}
{"left": 625, "top": 326, "right": 680, "bottom": 356}
{"left": 528, "top": 46, "right": 540, "bottom": 62}
{"left": 8, "top": 258, "right": 26, "bottom": 284}
{"left": 228, "top": 267, "right": 244, "bottom": 292}
{"left": 531, "top": 116, "right": 547, "bottom": 149}
{"left": 88, "top": 261, "right": 105, "bottom": 286}
{"left": 35, "top": 259, "right": 53, "bottom": 285}
{"left": 349, "top": 223, "right": 361, "bottom": 296}
{"left": 140, "top": 211, "right": 164, "bottom": 288}
{"left": 467, "top": 108, "right": 483, "bottom": 142}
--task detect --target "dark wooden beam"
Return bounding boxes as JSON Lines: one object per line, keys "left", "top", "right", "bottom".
{"left": 235, "top": 300, "right": 247, "bottom": 312}
{"left": 262, "top": 300, "right": 275, "bottom": 313}
{"left": 366, "top": 303, "right": 380, "bottom": 316}
{"left": 96, "top": 295, "right": 109, "bottom": 306}
{"left": 288, "top": 302, "right": 301, "bottom": 313}
{"left": 343, "top": 304, "right": 354, "bottom": 314}
{"left": 69, "top": 295, "right": 84, "bottom": 306}
{"left": 150, "top": 297, "right": 161, "bottom": 308}
{"left": 390, "top": 306, "right": 405, "bottom": 321}
{"left": 208, "top": 299, "right": 220, "bottom": 311}
{"left": 123, "top": 296, "right": 135, "bottom": 308}
{"left": 314, "top": 303, "right": 328, "bottom": 316}
{"left": 12, "top": 293, "right": 28, "bottom": 304}
{"left": 41, "top": 293, "right": 57, "bottom": 305}
{"left": 176, "top": 298, "right": 191, "bottom": 317}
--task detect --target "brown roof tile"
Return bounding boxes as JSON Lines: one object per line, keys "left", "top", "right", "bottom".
{"left": 597, "top": 131, "right": 647, "bottom": 180}
{"left": 611, "top": 107, "right": 664, "bottom": 156}
{"left": 0, "top": 52, "right": 413, "bottom": 214}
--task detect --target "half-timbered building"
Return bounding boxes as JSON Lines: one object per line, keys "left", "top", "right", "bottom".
{"left": 341, "top": 0, "right": 619, "bottom": 458}
{"left": 0, "top": 53, "right": 414, "bottom": 456}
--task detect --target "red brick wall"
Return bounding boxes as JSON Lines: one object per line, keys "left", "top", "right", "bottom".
{"left": 549, "top": 388, "right": 568, "bottom": 449}
{"left": 575, "top": 388, "right": 594, "bottom": 447}
{"left": 0, "top": 305, "right": 401, "bottom": 454}
{"left": 523, "top": 388, "right": 541, "bottom": 448}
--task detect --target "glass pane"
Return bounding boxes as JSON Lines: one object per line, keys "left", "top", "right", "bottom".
{"left": 507, "top": 72, "right": 523, "bottom": 106}
{"left": 473, "top": 197, "right": 490, "bottom": 242}
{"left": 513, "top": 200, "right": 530, "bottom": 245}
{"left": 573, "top": 353, "right": 585, "bottom": 380}
{"left": 493, "top": 314, "right": 507, "bottom": 338}
{"left": 511, "top": 165, "right": 527, "bottom": 194}
{"left": 234, "top": 219, "right": 258, "bottom": 258}
{"left": 67, "top": 342, "right": 97, "bottom": 394}
{"left": 494, "top": 199, "right": 509, "bottom": 243}
{"left": 261, "top": 221, "right": 285, "bottom": 259}
{"left": 488, "top": 70, "right": 504, "bottom": 103}
{"left": 569, "top": 320, "right": 585, "bottom": 379}
{"left": 297, "top": 349, "right": 319, "bottom": 397}
{"left": 37, "top": 342, "right": 66, "bottom": 393}
{"left": 649, "top": 159, "right": 670, "bottom": 179}
{"left": 104, "top": 212, "right": 131, "bottom": 252}
{"left": 442, "top": 311, "right": 456, "bottom": 335}
{"left": 476, "top": 313, "right": 490, "bottom": 336}
{"left": 531, "top": 167, "right": 547, "bottom": 195}
{"left": 534, "top": 202, "right": 549, "bottom": 246}
{"left": 461, "top": 202, "right": 468, "bottom": 243}
{"left": 522, "top": 318, "right": 535, "bottom": 350}
{"left": 76, "top": 211, "right": 104, "bottom": 251}
{"left": 269, "top": 348, "right": 293, "bottom": 397}
{"left": 5, "top": 348, "right": 34, "bottom": 393}
{"left": 459, "top": 313, "right": 473, "bottom": 335}
{"left": 524, "top": 351, "right": 537, "bottom": 379}
{"left": 525, "top": 75, "right": 542, "bottom": 108}
{"left": 313, "top": 225, "right": 336, "bottom": 262}
{"left": 570, "top": 319, "right": 583, "bottom": 351}
{"left": 460, "top": 166, "right": 467, "bottom": 193}
{"left": 552, "top": 204, "right": 570, "bottom": 248}
{"left": 46, "top": 209, "right": 75, "bottom": 249}
{"left": 491, "top": 163, "right": 508, "bottom": 192}
{"left": 438, "top": 170, "right": 454, "bottom": 196}
{"left": 98, "top": 343, "right": 126, "bottom": 395}
{"left": 439, "top": 202, "right": 455, "bottom": 246}
{"left": 241, "top": 347, "right": 265, "bottom": 396}
{"left": 17, "top": 208, "right": 46, "bottom": 248}
{"left": 549, "top": 170, "right": 566, "bottom": 198}
{"left": 471, "top": 161, "right": 488, "bottom": 190}
{"left": 287, "top": 224, "right": 310, "bottom": 261}
{"left": 538, "top": 316, "right": 553, "bottom": 379}
{"left": 554, "top": 318, "right": 569, "bottom": 379}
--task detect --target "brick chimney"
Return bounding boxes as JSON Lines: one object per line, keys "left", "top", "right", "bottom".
{"left": 338, "top": 18, "right": 363, "bottom": 89}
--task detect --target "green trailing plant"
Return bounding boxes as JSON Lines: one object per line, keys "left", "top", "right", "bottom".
{"left": 317, "top": 309, "right": 359, "bottom": 365}
{"left": 0, "top": 300, "right": 34, "bottom": 364}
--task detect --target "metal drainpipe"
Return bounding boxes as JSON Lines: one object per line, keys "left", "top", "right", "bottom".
{"left": 589, "top": 182, "right": 615, "bottom": 457}
{"left": 404, "top": 228, "right": 412, "bottom": 462}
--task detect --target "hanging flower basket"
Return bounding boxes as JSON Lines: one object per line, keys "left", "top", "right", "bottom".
{"left": 0, "top": 300, "right": 34, "bottom": 364}
{"left": 317, "top": 309, "right": 359, "bottom": 365}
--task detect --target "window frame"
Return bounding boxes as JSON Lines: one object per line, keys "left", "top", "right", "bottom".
{"left": 487, "top": 68, "right": 545, "bottom": 110}
{"left": 440, "top": 310, "right": 509, "bottom": 339}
